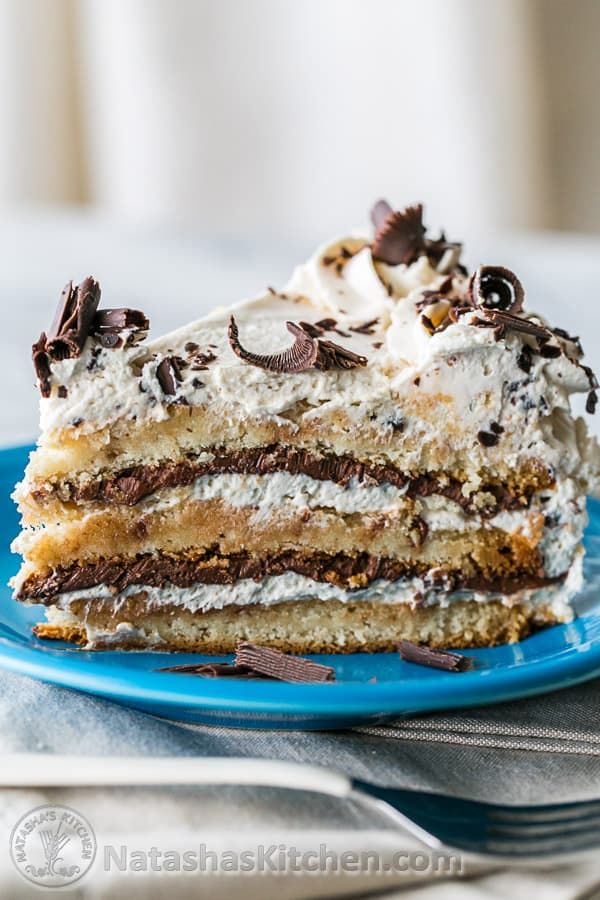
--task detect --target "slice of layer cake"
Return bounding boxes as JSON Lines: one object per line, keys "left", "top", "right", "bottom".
{"left": 11, "top": 201, "right": 600, "bottom": 651}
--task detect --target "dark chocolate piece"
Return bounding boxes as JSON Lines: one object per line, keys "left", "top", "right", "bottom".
{"left": 228, "top": 317, "right": 366, "bottom": 373}
{"left": 32, "top": 277, "right": 101, "bottom": 397}
{"left": 424, "top": 233, "right": 463, "bottom": 269}
{"left": 92, "top": 308, "right": 149, "bottom": 347}
{"left": 156, "top": 662, "right": 269, "bottom": 679}
{"left": 477, "top": 430, "right": 499, "bottom": 447}
{"left": 517, "top": 345, "right": 533, "bottom": 373}
{"left": 587, "top": 390, "right": 597, "bottom": 414}
{"left": 469, "top": 266, "right": 524, "bottom": 314}
{"left": 235, "top": 642, "right": 335, "bottom": 683}
{"left": 474, "top": 308, "right": 551, "bottom": 341}
{"left": 46, "top": 277, "right": 101, "bottom": 359}
{"left": 32, "top": 334, "right": 53, "bottom": 398}
{"left": 371, "top": 203, "right": 427, "bottom": 266}
{"left": 350, "top": 318, "right": 379, "bottom": 335}
{"left": 190, "top": 350, "right": 217, "bottom": 370}
{"left": 156, "top": 356, "right": 185, "bottom": 395}
{"left": 398, "top": 640, "right": 474, "bottom": 672}
{"left": 298, "top": 321, "right": 324, "bottom": 338}
{"left": 538, "top": 343, "right": 561, "bottom": 359}
{"left": 370, "top": 200, "right": 462, "bottom": 270}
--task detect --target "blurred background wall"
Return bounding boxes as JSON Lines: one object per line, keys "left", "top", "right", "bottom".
{"left": 0, "top": 0, "right": 598, "bottom": 239}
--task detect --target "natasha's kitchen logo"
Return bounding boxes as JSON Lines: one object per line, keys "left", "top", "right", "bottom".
{"left": 10, "top": 804, "right": 96, "bottom": 888}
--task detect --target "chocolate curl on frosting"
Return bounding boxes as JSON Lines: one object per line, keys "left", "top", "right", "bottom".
{"left": 91, "top": 308, "right": 150, "bottom": 347}
{"left": 371, "top": 200, "right": 463, "bottom": 270}
{"left": 469, "top": 265, "right": 524, "bottom": 314}
{"left": 46, "top": 277, "right": 101, "bottom": 359}
{"left": 371, "top": 202, "right": 427, "bottom": 265}
{"left": 32, "top": 276, "right": 101, "bottom": 397}
{"left": 228, "top": 316, "right": 367, "bottom": 373}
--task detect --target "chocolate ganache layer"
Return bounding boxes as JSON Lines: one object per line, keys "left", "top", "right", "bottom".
{"left": 32, "top": 444, "right": 553, "bottom": 512}
{"left": 19, "top": 548, "right": 561, "bottom": 602}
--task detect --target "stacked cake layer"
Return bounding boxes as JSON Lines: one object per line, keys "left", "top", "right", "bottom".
{"left": 11, "top": 203, "right": 599, "bottom": 651}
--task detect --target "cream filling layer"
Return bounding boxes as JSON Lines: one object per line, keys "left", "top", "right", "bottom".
{"left": 44, "top": 552, "right": 586, "bottom": 650}
{"left": 11, "top": 474, "right": 587, "bottom": 589}
{"left": 49, "top": 550, "right": 582, "bottom": 626}
{"left": 137, "top": 472, "right": 587, "bottom": 577}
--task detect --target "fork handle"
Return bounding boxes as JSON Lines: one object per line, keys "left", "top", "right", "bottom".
{"left": 0, "top": 753, "right": 352, "bottom": 797}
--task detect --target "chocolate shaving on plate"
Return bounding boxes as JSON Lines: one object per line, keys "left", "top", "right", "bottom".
{"left": 235, "top": 642, "right": 336, "bottom": 683}
{"left": 156, "top": 662, "right": 271, "bottom": 679}
{"left": 228, "top": 316, "right": 366, "bottom": 373}
{"left": 398, "top": 640, "right": 474, "bottom": 672}
{"left": 31, "top": 276, "right": 101, "bottom": 397}
{"left": 156, "top": 356, "right": 185, "bottom": 395}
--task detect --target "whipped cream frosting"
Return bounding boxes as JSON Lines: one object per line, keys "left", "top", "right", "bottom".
{"left": 31, "top": 209, "right": 599, "bottom": 499}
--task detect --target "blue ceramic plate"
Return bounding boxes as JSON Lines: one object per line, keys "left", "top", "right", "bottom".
{"left": 2, "top": 444, "right": 600, "bottom": 730}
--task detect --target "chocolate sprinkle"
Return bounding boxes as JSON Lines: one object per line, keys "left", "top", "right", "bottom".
{"left": 350, "top": 318, "right": 379, "bottom": 335}
{"left": 235, "top": 642, "right": 335, "bottom": 683}
{"left": 587, "top": 390, "right": 597, "bottom": 415}
{"left": 398, "top": 640, "right": 474, "bottom": 672}
{"left": 477, "top": 430, "right": 499, "bottom": 447}
{"left": 228, "top": 316, "right": 366, "bottom": 373}
{"left": 517, "top": 345, "right": 533, "bottom": 373}
{"left": 156, "top": 356, "right": 185, "bottom": 395}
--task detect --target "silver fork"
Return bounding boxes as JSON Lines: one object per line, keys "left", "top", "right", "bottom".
{"left": 2, "top": 754, "right": 598, "bottom": 860}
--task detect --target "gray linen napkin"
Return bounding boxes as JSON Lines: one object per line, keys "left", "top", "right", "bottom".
{"left": 1, "top": 669, "right": 600, "bottom": 898}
